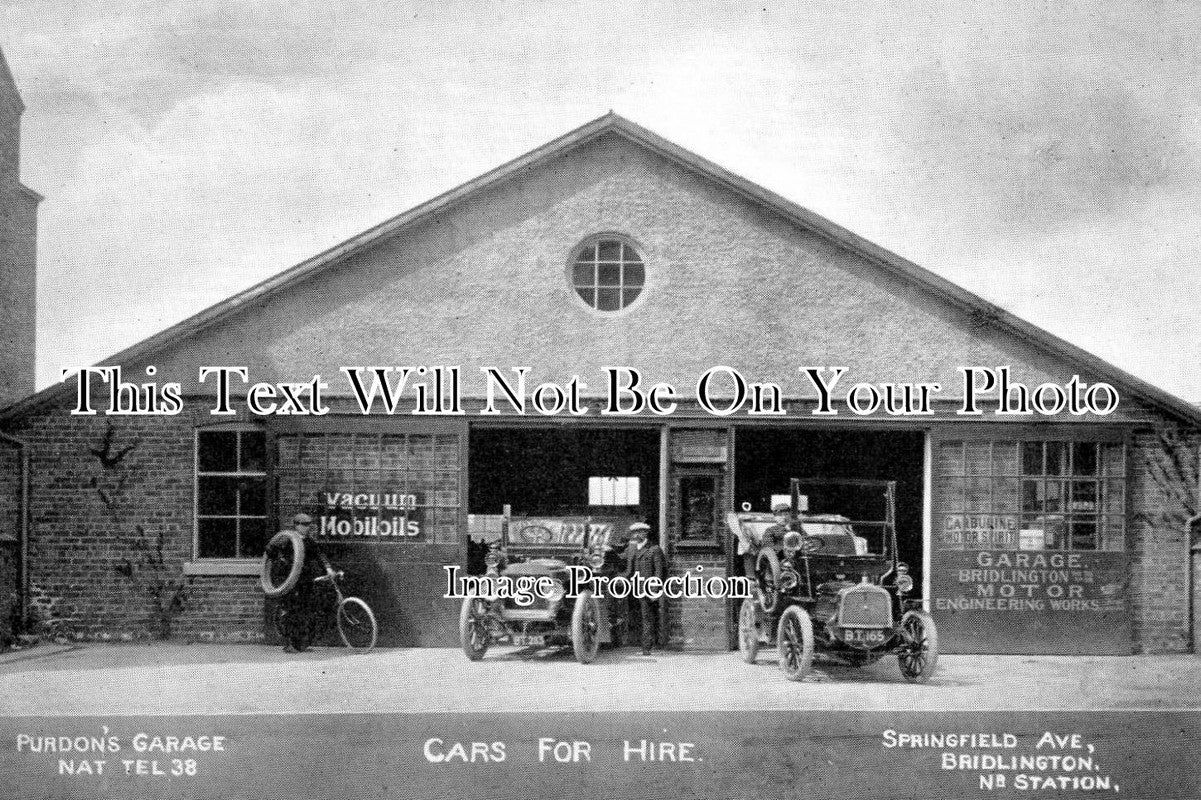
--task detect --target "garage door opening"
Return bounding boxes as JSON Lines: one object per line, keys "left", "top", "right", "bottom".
{"left": 734, "top": 429, "right": 926, "bottom": 591}
{"left": 468, "top": 427, "right": 660, "bottom": 564}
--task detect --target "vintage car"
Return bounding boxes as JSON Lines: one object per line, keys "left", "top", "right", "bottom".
{"left": 729, "top": 479, "right": 938, "bottom": 683}
{"left": 458, "top": 514, "right": 630, "bottom": 664}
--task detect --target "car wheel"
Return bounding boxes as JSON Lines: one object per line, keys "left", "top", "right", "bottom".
{"left": 738, "top": 598, "right": 760, "bottom": 663}
{"left": 776, "top": 605, "right": 813, "bottom": 681}
{"left": 572, "top": 591, "right": 600, "bottom": 664}
{"left": 897, "top": 610, "right": 939, "bottom": 683}
{"left": 260, "top": 531, "right": 306, "bottom": 598}
{"left": 755, "top": 549, "right": 785, "bottom": 614}
{"left": 459, "top": 596, "right": 491, "bottom": 661}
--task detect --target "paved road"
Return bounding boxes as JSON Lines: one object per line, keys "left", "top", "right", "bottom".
{"left": 0, "top": 643, "right": 1197, "bottom": 716}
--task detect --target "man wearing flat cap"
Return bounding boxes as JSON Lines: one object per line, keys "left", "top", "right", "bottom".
{"left": 276, "top": 512, "right": 326, "bottom": 652}
{"left": 625, "top": 521, "right": 667, "bottom": 655}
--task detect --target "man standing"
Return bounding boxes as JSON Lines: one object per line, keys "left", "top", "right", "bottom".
{"left": 625, "top": 522, "right": 667, "bottom": 655}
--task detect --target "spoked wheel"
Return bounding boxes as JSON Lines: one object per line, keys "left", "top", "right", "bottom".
{"left": 261, "top": 530, "right": 306, "bottom": 598}
{"left": 336, "top": 596, "right": 378, "bottom": 652}
{"left": 897, "top": 610, "right": 939, "bottom": 683}
{"left": 571, "top": 590, "right": 600, "bottom": 664}
{"left": 738, "top": 598, "right": 761, "bottom": 663}
{"left": 776, "top": 605, "right": 814, "bottom": 681}
{"left": 459, "top": 596, "right": 492, "bottom": 661}
{"left": 756, "top": 549, "right": 785, "bottom": 614}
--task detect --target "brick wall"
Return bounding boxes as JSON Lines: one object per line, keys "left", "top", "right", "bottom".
{"left": 0, "top": 72, "right": 37, "bottom": 408}
{"left": 1128, "top": 429, "right": 1197, "bottom": 653}
{"left": 4, "top": 400, "right": 265, "bottom": 642}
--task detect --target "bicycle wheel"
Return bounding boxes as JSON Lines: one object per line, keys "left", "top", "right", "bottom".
{"left": 261, "top": 530, "right": 305, "bottom": 598}
{"left": 336, "top": 596, "right": 378, "bottom": 652}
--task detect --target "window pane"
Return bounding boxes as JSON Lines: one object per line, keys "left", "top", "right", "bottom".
{"left": 965, "top": 441, "right": 991, "bottom": 474}
{"left": 198, "top": 476, "right": 239, "bottom": 515}
{"left": 1022, "top": 442, "right": 1042, "bottom": 475}
{"left": 572, "top": 263, "right": 593, "bottom": 285}
{"left": 1044, "top": 480, "right": 1064, "bottom": 512}
{"left": 1105, "top": 480, "right": 1125, "bottom": 514}
{"left": 1072, "top": 442, "right": 1097, "bottom": 476}
{"left": 596, "top": 288, "right": 621, "bottom": 311}
{"left": 1022, "top": 480, "right": 1041, "bottom": 513}
{"left": 936, "top": 476, "right": 964, "bottom": 513}
{"left": 993, "top": 478, "right": 1020, "bottom": 512}
{"left": 622, "top": 289, "right": 640, "bottom": 308}
{"left": 198, "top": 518, "right": 237, "bottom": 558}
{"left": 621, "top": 242, "right": 642, "bottom": 261}
{"left": 1070, "top": 519, "right": 1098, "bottom": 550}
{"left": 239, "top": 518, "right": 267, "bottom": 558}
{"left": 1101, "top": 516, "right": 1124, "bottom": 551}
{"left": 938, "top": 442, "right": 965, "bottom": 477}
{"left": 1071, "top": 481, "right": 1098, "bottom": 513}
{"left": 1045, "top": 442, "right": 1067, "bottom": 475}
{"left": 993, "top": 442, "right": 1019, "bottom": 475}
{"left": 965, "top": 476, "right": 991, "bottom": 512}
{"left": 597, "top": 263, "right": 621, "bottom": 286}
{"left": 575, "top": 287, "right": 595, "bottom": 307}
{"left": 1101, "top": 444, "right": 1125, "bottom": 477}
{"left": 241, "top": 432, "right": 267, "bottom": 473}
{"left": 597, "top": 240, "right": 621, "bottom": 260}
{"left": 198, "top": 431, "right": 238, "bottom": 472}
{"left": 624, "top": 262, "right": 645, "bottom": 286}
{"left": 240, "top": 478, "right": 267, "bottom": 515}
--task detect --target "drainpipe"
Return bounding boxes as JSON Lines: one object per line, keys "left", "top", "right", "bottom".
{"left": 0, "top": 431, "right": 29, "bottom": 629}
{"left": 1188, "top": 444, "right": 1201, "bottom": 653}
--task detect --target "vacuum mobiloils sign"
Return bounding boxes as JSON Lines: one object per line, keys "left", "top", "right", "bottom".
{"left": 318, "top": 491, "right": 423, "bottom": 539}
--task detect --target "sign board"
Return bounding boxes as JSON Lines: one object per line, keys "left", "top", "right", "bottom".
{"left": 315, "top": 490, "right": 424, "bottom": 541}
{"left": 930, "top": 549, "right": 1129, "bottom": 654}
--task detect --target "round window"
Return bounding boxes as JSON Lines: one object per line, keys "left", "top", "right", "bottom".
{"left": 570, "top": 237, "right": 645, "bottom": 312}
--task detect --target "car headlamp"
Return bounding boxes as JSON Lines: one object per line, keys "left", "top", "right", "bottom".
{"left": 589, "top": 552, "right": 604, "bottom": 569}
{"left": 546, "top": 580, "right": 567, "bottom": 604}
{"left": 895, "top": 563, "right": 913, "bottom": 594}
{"left": 782, "top": 531, "right": 802, "bottom": 556}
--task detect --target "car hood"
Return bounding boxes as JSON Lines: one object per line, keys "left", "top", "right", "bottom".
{"left": 503, "top": 558, "right": 570, "bottom": 578}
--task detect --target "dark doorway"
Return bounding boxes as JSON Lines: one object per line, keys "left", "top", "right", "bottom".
{"left": 734, "top": 428, "right": 926, "bottom": 590}
{"left": 469, "top": 427, "right": 660, "bottom": 521}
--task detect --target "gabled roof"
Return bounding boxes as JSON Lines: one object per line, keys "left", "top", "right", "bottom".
{"left": 4, "top": 112, "right": 1200, "bottom": 425}
{"left": 0, "top": 46, "right": 24, "bottom": 110}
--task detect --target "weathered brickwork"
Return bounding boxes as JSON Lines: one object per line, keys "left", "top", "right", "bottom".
{"left": 1128, "top": 430, "right": 1197, "bottom": 653}
{"left": 4, "top": 399, "right": 265, "bottom": 642}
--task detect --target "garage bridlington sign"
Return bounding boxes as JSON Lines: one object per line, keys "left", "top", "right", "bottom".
{"left": 317, "top": 491, "right": 423, "bottom": 540}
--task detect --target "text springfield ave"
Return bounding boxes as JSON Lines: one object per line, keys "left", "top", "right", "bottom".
{"left": 65, "top": 364, "right": 1121, "bottom": 418}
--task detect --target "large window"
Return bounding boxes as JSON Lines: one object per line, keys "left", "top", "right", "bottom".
{"left": 570, "top": 237, "right": 645, "bottom": 312}
{"left": 274, "top": 432, "right": 460, "bottom": 544}
{"left": 195, "top": 428, "right": 268, "bottom": 558}
{"left": 936, "top": 439, "right": 1125, "bottom": 552}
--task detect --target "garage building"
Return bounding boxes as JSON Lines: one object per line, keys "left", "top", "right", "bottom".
{"left": 2, "top": 114, "right": 1197, "bottom": 654}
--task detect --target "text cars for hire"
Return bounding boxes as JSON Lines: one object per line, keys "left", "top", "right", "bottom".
{"left": 459, "top": 515, "right": 632, "bottom": 663}
{"left": 730, "top": 479, "right": 937, "bottom": 683}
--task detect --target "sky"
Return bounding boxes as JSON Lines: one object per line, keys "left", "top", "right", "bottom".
{"left": 2, "top": 1, "right": 1199, "bottom": 399}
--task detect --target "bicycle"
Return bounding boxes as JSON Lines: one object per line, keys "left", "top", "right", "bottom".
{"left": 261, "top": 530, "right": 379, "bottom": 653}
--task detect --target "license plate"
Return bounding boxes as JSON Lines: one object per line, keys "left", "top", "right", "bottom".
{"left": 842, "top": 628, "right": 888, "bottom": 645}
{"left": 512, "top": 634, "right": 545, "bottom": 647}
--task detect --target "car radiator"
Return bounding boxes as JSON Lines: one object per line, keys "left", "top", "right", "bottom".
{"left": 837, "top": 584, "right": 893, "bottom": 628}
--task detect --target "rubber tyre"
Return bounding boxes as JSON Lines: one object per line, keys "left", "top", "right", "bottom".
{"left": 897, "top": 610, "right": 939, "bottom": 683}
{"left": 571, "top": 591, "right": 600, "bottom": 664}
{"left": 459, "top": 596, "right": 490, "bottom": 661}
{"left": 261, "top": 530, "right": 306, "bottom": 598}
{"left": 756, "top": 549, "right": 785, "bottom": 614}
{"left": 738, "top": 598, "right": 761, "bottom": 664}
{"left": 336, "top": 596, "right": 378, "bottom": 652}
{"left": 776, "top": 605, "right": 814, "bottom": 681}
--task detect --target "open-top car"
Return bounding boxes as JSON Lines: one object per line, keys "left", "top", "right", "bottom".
{"left": 458, "top": 513, "right": 630, "bottom": 663}
{"left": 729, "top": 478, "right": 938, "bottom": 683}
